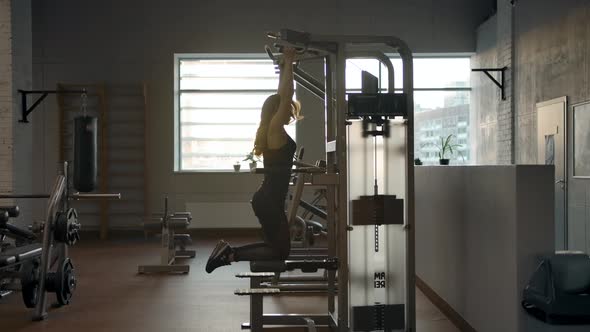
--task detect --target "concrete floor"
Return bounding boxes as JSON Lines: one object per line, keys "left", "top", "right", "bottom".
{"left": 0, "top": 234, "right": 458, "bottom": 331}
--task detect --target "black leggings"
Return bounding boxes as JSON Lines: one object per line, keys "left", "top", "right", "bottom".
{"left": 233, "top": 190, "right": 291, "bottom": 261}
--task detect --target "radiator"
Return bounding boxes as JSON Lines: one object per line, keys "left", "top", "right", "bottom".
{"left": 185, "top": 202, "right": 259, "bottom": 228}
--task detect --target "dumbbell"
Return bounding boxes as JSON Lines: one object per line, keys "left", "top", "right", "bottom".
{"left": 0, "top": 205, "right": 20, "bottom": 218}
{"left": 0, "top": 210, "right": 9, "bottom": 226}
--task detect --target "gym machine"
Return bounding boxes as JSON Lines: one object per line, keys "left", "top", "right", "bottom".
{"left": 288, "top": 148, "right": 328, "bottom": 252}
{"left": 236, "top": 29, "right": 415, "bottom": 332}
{"left": 0, "top": 161, "right": 120, "bottom": 320}
{"left": 0, "top": 110, "right": 120, "bottom": 321}
{"left": 138, "top": 197, "right": 196, "bottom": 274}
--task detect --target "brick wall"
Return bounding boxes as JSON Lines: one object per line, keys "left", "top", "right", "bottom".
{"left": 496, "top": 0, "right": 514, "bottom": 164}
{"left": 0, "top": 0, "right": 13, "bottom": 195}
{"left": 471, "top": 0, "right": 515, "bottom": 165}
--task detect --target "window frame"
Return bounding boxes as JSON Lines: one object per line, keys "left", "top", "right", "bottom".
{"left": 174, "top": 54, "right": 472, "bottom": 172}
{"left": 174, "top": 53, "right": 284, "bottom": 173}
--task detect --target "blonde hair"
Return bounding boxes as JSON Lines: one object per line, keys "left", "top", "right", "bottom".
{"left": 289, "top": 100, "right": 303, "bottom": 123}
{"left": 253, "top": 95, "right": 302, "bottom": 157}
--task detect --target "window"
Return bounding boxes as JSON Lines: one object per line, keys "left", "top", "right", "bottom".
{"left": 175, "top": 55, "right": 296, "bottom": 171}
{"left": 345, "top": 56, "right": 471, "bottom": 165}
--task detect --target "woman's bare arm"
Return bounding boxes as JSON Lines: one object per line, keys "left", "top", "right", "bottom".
{"left": 268, "top": 48, "right": 296, "bottom": 148}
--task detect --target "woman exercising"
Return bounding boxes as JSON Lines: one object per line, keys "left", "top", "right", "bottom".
{"left": 206, "top": 47, "right": 301, "bottom": 273}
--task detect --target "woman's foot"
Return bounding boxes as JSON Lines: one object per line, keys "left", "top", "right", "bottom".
{"left": 206, "top": 240, "right": 234, "bottom": 273}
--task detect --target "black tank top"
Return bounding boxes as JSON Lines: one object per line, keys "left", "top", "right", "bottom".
{"left": 259, "top": 134, "right": 296, "bottom": 204}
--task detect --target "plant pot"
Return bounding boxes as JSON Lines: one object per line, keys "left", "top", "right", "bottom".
{"left": 249, "top": 162, "right": 257, "bottom": 170}
{"left": 439, "top": 159, "right": 450, "bottom": 165}
{"left": 233, "top": 164, "right": 241, "bottom": 172}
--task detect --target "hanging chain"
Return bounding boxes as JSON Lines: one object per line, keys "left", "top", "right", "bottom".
{"left": 374, "top": 224, "right": 379, "bottom": 252}
{"left": 373, "top": 135, "right": 379, "bottom": 253}
{"left": 374, "top": 135, "right": 378, "bottom": 196}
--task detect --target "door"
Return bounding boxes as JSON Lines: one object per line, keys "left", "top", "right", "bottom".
{"left": 537, "top": 96, "right": 567, "bottom": 250}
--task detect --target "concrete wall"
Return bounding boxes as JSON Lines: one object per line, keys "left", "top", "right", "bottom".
{"left": 416, "top": 165, "right": 554, "bottom": 332}
{"left": 471, "top": 0, "right": 590, "bottom": 252}
{"left": 514, "top": 0, "right": 590, "bottom": 163}
{"left": 512, "top": 0, "right": 590, "bottom": 253}
{"left": 29, "top": 0, "right": 495, "bottom": 229}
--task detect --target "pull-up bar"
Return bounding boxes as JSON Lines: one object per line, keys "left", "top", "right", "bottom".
{"left": 265, "top": 45, "right": 326, "bottom": 101}
{"left": 17, "top": 89, "right": 86, "bottom": 123}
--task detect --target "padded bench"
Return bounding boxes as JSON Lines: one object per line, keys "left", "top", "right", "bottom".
{"left": 0, "top": 243, "right": 42, "bottom": 267}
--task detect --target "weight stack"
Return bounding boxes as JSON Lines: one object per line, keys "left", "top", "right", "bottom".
{"left": 351, "top": 195, "right": 404, "bottom": 225}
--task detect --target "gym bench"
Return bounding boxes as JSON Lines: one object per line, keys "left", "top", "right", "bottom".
{"left": 138, "top": 198, "right": 196, "bottom": 274}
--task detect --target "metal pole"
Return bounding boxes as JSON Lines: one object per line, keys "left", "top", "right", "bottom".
{"left": 33, "top": 174, "right": 66, "bottom": 321}
{"left": 325, "top": 53, "right": 337, "bottom": 316}
{"left": 346, "top": 51, "right": 395, "bottom": 92}
{"left": 396, "top": 41, "right": 416, "bottom": 332}
{"left": 335, "top": 42, "right": 349, "bottom": 332}
{"left": 0, "top": 194, "right": 50, "bottom": 199}
{"left": 70, "top": 193, "right": 121, "bottom": 200}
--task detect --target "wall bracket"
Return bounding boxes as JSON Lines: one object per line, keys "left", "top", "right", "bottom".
{"left": 17, "top": 89, "right": 86, "bottom": 123}
{"left": 471, "top": 67, "right": 507, "bottom": 100}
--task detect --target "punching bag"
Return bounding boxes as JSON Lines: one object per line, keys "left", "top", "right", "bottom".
{"left": 74, "top": 116, "right": 97, "bottom": 192}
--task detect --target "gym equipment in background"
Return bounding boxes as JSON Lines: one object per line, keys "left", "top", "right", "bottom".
{"left": 0, "top": 108, "right": 119, "bottom": 320}
{"left": 522, "top": 252, "right": 590, "bottom": 324}
{"left": 288, "top": 148, "right": 328, "bottom": 250}
{"left": 138, "top": 197, "right": 196, "bottom": 274}
{"left": 0, "top": 161, "right": 120, "bottom": 321}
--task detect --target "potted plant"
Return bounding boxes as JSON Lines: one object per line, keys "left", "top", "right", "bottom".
{"left": 436, "top": 134, "right": 463, "bottom": 165}
{"left": 233, "top": 161, "right": 241, "bottom": 172}
{"left": 244, "top": 152, "right": 261, "bottom": 170}
{"left": 414, "top": 158, "right": 423, "bottom": 166}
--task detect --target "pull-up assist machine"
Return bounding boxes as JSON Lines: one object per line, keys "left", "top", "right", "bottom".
{"left": 239, "top": 29, "right": 415, "bottom": 332}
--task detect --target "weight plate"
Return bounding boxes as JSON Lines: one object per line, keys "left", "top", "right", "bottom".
{"left": 55, "top": 258, "right": 76, "bottom": 306}
{"left": 20, "top": 259, "right": 40, "bottom": 308}
{"left": 54, "top": 208, "right": 80, "bottom": 245}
